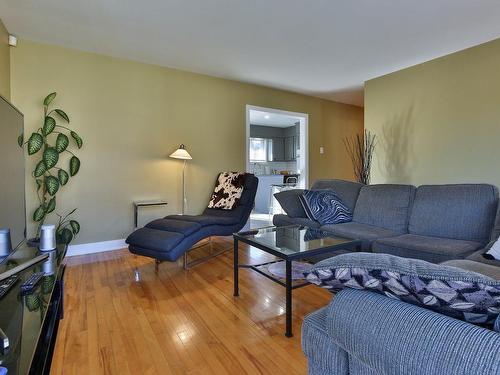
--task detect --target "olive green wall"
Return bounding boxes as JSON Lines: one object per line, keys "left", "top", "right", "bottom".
{"left": 0, "top": 20, "right": 10, "bottom": 99}
{"left": 11, "top": 40, "right": 363, "bottom": 244}
{"left": 366, "top": 38, "right": 500, "bottom": 188}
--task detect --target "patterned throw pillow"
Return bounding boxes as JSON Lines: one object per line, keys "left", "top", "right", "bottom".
{"left": 305, "top": 253, "right": 500, "bottom": 329}
{"left": 207, "top": 172, "right": 246, "bottom": 210}
{"left": 298, "top": 189, "right": 352, "bottom": 225}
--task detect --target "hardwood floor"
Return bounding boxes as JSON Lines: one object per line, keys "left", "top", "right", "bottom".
{"left": 50, "top": 237, "right": 331, "bottom": 374}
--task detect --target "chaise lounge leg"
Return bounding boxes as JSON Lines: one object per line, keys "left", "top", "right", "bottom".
{"left": 155, "top": 259, "right": 161, "bottom": 272}
{"left": 183, "top": 237, "right": 230, "bottom": 270}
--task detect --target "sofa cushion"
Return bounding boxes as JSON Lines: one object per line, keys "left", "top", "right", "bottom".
{"left": 466, "top": 247, "right": 500, "bottom": 267}
{"left": 145, "top": 218, "right": 202, "bottom": 235}
{"left": 440, "top": 259, "right": 500, "bottom": 280}
{"left": 353, "top": 184, "right": 415, "bottom": 233}
{"left": 484, "top": 234, "right": 500, "bottom": 261}
{"left": 207, "top": 172, "right": 246, "bottom": 210}
{"left": 273, "top": 189, "right": 306, "bottom": 218}
{"left": 409, "top": 184, "right": 498, "bottom": 243}
{"left": 299, "top": 190, "right": 352, "bottom": 225}
{"left": 311, "top": 179, "right": 363, "bottom": 212}
{"left": 165, "top": 214, "right": 239, "bottom": 226}
{"left": 321, "top": 222, "right": 399, "bottom": 241}
{"left": 373, "top": 234, "right": 482, "bottom": 263}
{"left": 126, "top": 228, "right": 184, "bottom": 253}
{"left": 272, "top": 214, "right": 320, "bottom": 228}
{"left": 305, "top": 252, "right": 500, "bottom": 328}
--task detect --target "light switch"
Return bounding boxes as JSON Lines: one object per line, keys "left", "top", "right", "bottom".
{"left": 319, "top": 147, "right": 324, "bottom": 154}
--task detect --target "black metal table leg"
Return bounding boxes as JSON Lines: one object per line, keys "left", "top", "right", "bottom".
{"left": 233, "top": 237, "right": 239, "bottom": 297}
{"left": 285, "top": 259, "right": 293, "bottom": 337}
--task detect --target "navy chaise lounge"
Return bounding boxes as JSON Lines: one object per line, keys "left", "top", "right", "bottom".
{"left": 126, "top": 173, "right": 258, "bottom": 267}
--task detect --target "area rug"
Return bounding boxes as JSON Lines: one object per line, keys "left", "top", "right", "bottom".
{"left": 268, "top": 261, "right": 313, "bottom": 280}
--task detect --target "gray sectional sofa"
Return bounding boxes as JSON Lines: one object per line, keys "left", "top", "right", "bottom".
{"left": 275, "top": 179, "right": 500, "bottom": 375}
{"left": 273, "top": 179, "right": 500, "bottom": 272}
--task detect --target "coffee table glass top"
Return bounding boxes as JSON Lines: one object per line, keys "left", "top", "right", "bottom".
{"left": 235, "top": 225, "right": 360, "bottom": 258}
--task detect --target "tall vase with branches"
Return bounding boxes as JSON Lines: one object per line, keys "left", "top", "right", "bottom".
{"left": 18, "top": 92, "right": 83, "bottom": 244}
{"left": 343, "top": 130, "right": 376, "bottom": 185}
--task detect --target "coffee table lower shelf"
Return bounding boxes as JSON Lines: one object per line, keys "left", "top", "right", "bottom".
{"left": 234, "top": 255, "right": 306, "bottom": 337}
{"left": 232, "top": 226, "right": 362, "bottom": 338}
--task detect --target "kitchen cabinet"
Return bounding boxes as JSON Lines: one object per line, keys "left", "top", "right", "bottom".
{"left": 283, "top": 136, "right": 298, "bottom": 161}
{"left": 272, "top": 137, "right": 285, "bottom": 161}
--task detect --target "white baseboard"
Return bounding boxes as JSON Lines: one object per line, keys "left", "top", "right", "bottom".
{"left": 67, "top": 239, "right": 127, "bottom": 257}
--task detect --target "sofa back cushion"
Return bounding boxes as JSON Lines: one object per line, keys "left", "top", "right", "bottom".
{"left": 353, "top": 184, "right": 416, "bottom": 233}
{"left": 311, "top": 179, "right": 363, "bottom": 212}
{"left": 409, "top": 184, "right": 499, "bottom": 243}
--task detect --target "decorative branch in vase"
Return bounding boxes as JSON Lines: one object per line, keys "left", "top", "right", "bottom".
{"left": 343, "top": 130, "right": 376, "bottom": 185}
{"left": 18, "top": 92, "right": 83, "bottom": 244}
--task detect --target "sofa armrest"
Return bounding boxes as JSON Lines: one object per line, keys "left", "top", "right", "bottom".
{"left": 325, "top": 289, "right": 500, "bottom": 375}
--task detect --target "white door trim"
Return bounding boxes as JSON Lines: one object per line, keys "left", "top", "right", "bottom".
{"left": 245, "top": 104, "right": 309, "bottom": 188}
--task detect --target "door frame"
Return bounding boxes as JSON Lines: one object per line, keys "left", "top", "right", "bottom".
{"left": 245, "top": 104, "right": 309, "bottom": 188}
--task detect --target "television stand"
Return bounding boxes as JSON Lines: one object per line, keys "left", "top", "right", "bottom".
{"left": 0, "top": 242, "right": 67, "bottom": 375}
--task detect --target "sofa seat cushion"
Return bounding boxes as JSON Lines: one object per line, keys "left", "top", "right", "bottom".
{"left": 145, "top": 218, "right": 201, "bottom": 235}
{"left": 272, "top": 214, "right": 320, "bottom": 228}
{"left": 373, "top": 234, "right": 483, "bottom": 263}
{"left": 321, "top": 222, "right": 400, "bottom": 241}
{"left": 126, "top": 228, "right": 184, "bottom": 253}
{"left": 441, "top": 259, "right": 500, "bottom": 280}
{"left": 165, "top": 214, "right": 239, "bottom": 226}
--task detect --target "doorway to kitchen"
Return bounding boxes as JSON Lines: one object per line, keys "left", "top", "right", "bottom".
{"left": 245, "top": 105, "right": 308, "bottom": 227}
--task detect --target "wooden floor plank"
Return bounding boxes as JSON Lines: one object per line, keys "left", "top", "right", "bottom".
{"left": 51, "top": 237, "right": 331, "bottom": 374}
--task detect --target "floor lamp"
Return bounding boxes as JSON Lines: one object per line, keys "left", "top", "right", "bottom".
{"left": 169, "top": 144, "right": 192, "bottom": 215}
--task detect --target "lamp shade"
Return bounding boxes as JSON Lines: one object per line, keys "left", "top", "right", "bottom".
{"left": 169, "top": 144, "right": 192, "bottom": 160}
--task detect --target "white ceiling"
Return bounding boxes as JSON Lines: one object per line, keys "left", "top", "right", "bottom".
{"left": 250, "top": 110, "right": 299, "bottom": 128}
{"left": 2, "top": 1, "right": 500, "bottom": 107}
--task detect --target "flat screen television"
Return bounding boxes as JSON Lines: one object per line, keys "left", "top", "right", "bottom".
{"left": 0, "top": 95, "right": 25, "bottom": 251}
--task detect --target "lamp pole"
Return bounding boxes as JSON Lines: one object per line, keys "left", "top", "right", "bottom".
{"left": 182, "top": 159, "right": 187, "bottom": 215}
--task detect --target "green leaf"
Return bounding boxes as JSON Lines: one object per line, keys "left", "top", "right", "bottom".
{"left": 69, "top": 156, "right": 80, "bottom": 176}
{"left": 42, "top": 116, "right": 56, "bottom": 136}
{"left": 54, "top": 109, "right": 69, "bottom": 122}
{"left": 46, "top": 197, "right": 56, "bottom": 213}
{"left": 58, "top": 169, "right": 69, "bottom": 186}
{"left": 42, "top": 275, "right": 55, "bottom": 293}
{"left": 33, "top": 205, "right": 45, "bottom": 222}
{"left": 45, "top": 175, "right": 60, "bottom": 196}
{"left": 58, "top": 228, "right": 73, "bottom": 244}
{"left": 43, "top": 147, "right": 59, "bottom": 169}
{"left": 43, "top": 92, "right": 56, "bottom": 106}
{"left": 25, "top": 294, "right": 41, "bottom": 312}
{"left": 18, "top": 133, "right": 23, "bottom": 147}
{"left": 55, "top": 133, "right": 69, "bottom": 153}
{"left": 36, "top": 179, "right": 43, "bottom": 191}
{"left": 70, "top": 131, "right": 83, "bottom": 148}
{"left": 34, "top": 160, "right": 47, "bottom": 177}
{"left": 27, "top": 133, "right": 43, "bottom": 155}
{"left": 69, "top": 220, "right": 80, "bottom": 235}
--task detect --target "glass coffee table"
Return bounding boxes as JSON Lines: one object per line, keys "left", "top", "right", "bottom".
{"left": 233, "top": 225, "right": 362, "bottom": 337}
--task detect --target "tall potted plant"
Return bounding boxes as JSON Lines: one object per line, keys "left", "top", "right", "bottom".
{"left": 343, "top": 130, "right": 376, "bottom": 185}
{"left": 18, "top": 92, "right": 83, "bottom": 244}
